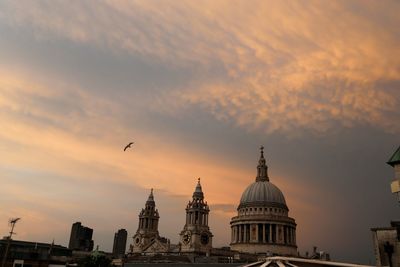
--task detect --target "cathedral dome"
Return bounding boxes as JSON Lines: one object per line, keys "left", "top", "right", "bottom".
{"left": 239, "top": 181, "right": 287, "bottom": 209}
{"left": 230, "top": 146, "right": 297, "bottom": 256}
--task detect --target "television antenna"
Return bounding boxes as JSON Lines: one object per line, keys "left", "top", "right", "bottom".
{"left": 1, "top": 218, "right": 21, "bottom": 267}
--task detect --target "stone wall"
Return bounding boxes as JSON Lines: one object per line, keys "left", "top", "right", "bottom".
{"left": 371, "top": 227, "right": 399, "bottom": 266}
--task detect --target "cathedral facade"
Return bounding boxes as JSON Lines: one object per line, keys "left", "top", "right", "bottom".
{"left": 230, "top": 147, "right": 297, "bottom": 255}
{"left": 130, "top": 180, "right": 213, "bottom": 255}
{"left": 130, "top": 147, "right": 297, "bottom": 257}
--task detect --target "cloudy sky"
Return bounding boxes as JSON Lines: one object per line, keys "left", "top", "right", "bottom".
{"left": 0, "top": 0, "right": 399, "bottom": 264}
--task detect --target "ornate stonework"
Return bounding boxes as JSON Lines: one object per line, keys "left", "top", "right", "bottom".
{"left": 179, "top": 178, "right": 213, "bottom": 254}
{"left": 230, "top": 147, "right": 297, "bottom": 256}
{"left": 131, "top": 189, "right": 161, "bottom": 253}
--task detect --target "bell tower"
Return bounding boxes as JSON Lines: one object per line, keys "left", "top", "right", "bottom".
{"left": 179, "top": 178, "right": 213, "bottom": 254}
{"left": 131, "top": 189, "right": 160, "bottom": 253}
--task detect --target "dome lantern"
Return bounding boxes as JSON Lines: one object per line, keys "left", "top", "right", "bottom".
{"left": 256, "top": 146, "right": 269, "bottom": 182}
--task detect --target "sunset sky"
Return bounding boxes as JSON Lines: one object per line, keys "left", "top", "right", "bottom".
{"left": 0, "top": 0, "right": 399, "bottom": 264}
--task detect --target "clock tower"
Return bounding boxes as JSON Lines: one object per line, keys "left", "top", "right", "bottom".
{"left": 179, "top": 178, "right": 213, "bottom": 254}
{"left": 131, "top": 189, "right": 160, "bottom": 253}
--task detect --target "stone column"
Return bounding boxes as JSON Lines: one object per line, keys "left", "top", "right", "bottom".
{"left": 247, "top": 224, "right": 250, "bottom": 242}
{"left": 285, "top": 226, "right": 290, "bottom": 244}
{"left": 294, "top": 228, "right": 296, "bottom": 244}
{"left": 234, "top": 226, "right": 237, "bottom": 243}
{"left": 254, "top": 224, "right": 258, "bottom": 243}
{"left": 238, "top": 225, "right": 242, "bottom": 243}
{"left": 269, "top": 224, "right": 272, "bottom": 243}
{"left": 262, "top": 224, "right": 266, "bottom": 243}
{"left": 283, "top": 225, "right": 286, "bottom": 244}
{"left": 290, "top": 227, "right": 294, "bottom": 245}
{"left": 277, "top": 225, "right": 280, "bottom": 243}
{"left": 243, "top": 225, "right": 247, "bottom": 243}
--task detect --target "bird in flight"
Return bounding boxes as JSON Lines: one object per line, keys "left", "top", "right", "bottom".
{"left": 124, "top": 142, "right": 134, "bottom": 151}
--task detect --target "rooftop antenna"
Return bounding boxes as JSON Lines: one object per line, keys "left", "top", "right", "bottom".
{"left": 1, "top": 218, "right": 21, "bottom": 267}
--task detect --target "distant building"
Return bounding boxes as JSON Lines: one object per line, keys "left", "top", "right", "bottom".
{"left": 113, "top": 229, "right": 127, "bottom": 258}
{"left": 179, "top": 178, "right": 213, "bottom": 254}
{"left": 371, "top": 146, "right": 400, "bottom": 267}
{"left": 230, "top": 147, "right": 297, "bottom": 256}
{"left": 68, "top": 222, "right": 94, "bottom": 251}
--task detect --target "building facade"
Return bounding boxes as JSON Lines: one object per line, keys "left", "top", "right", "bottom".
{"left": 372, "top": 222, "right": 400, "bottom": 267}
{"left": 371, "top": 146, "right": 400, "bottom": 267}
{"left": 230, "top": 147, "right": 297, "bottom": 255}
{"left": 113, "top": 229, "right": 127, "bottom": 258}
{"left": 0, "top": 238, "right": 71, "bottom": 267}
{"left": 179, "top": 178, "right": 213, "bottom": 254}
{"left": 68, "top": 222, "right": 94, "bottom": 251}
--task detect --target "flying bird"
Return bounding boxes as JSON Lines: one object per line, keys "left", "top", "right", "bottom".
{"left": 124, "top": 142, "right": 134, "bottom": 151}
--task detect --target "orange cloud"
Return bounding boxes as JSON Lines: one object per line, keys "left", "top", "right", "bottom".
{"left": 1, "top": 1, "right": 399, "bottom": 134}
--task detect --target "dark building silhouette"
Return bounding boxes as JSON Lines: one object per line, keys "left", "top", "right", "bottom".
{"left": 68, "top": 222, "right": 94, "bottom": 251}
{"left": 0, "top": 238, "right": 71, "bottom": 267}
{"left": 113, "top": 229, "right": 127, "bottom": 258}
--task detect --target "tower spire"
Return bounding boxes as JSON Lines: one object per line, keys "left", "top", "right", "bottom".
{"left": 256, "top": 146, "right": 269, "bottom": 182}
{"left": 146, "top": 188, "right": 155, "bottom": 205}
{"left": 193, "top": 177, "right": 204, "bottom": 199}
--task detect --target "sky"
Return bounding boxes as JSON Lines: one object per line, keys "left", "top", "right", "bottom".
{"left": 0, "top": 0, "right": 399, "bottom": 264}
